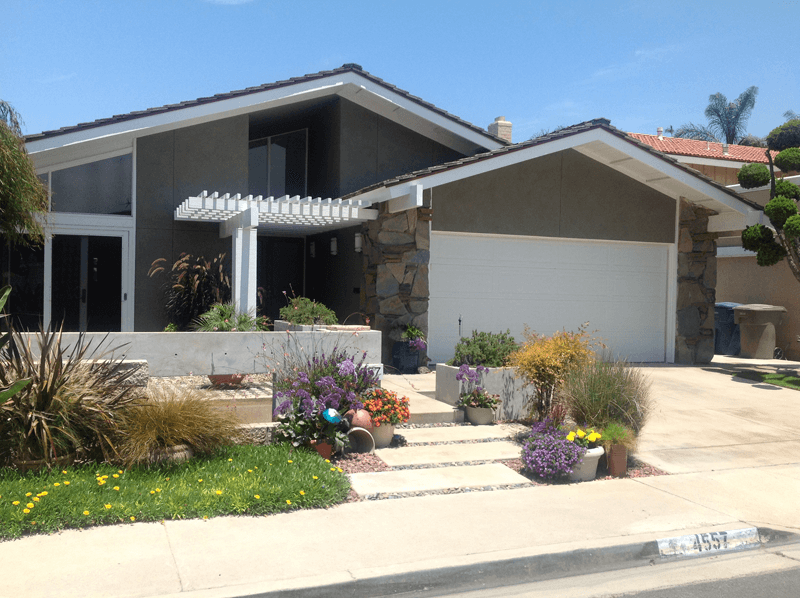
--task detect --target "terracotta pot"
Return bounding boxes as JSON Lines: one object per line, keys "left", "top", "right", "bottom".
{"left": 569, "top": 446, "right": 604, "bottom": 482}
{"left": 309, "top": 440, "right": 333, "bottom": 459}
{"left": 345, "top": 409, "right": 373, "bottom": 430}
{"left": 371, "top": 424, "right": 395, "bottom": 449}
{"left": 607, "top": 444, "right": 628, "bottom": 477}
{"left": 347, "top": 427, "right": 375, "bottom": 454}
{"left": 208, "top": 374, "right": 246, "bottom": 387}
{"left": 465, "top": 406, "right": 494, "bottom": 425}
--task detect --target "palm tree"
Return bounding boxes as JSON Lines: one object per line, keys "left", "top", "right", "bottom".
{"left": 0, "top": 100, "right": 22, "bottom": 135}
{"left": 675, "top": 86, "right": 758, "bottom": 144}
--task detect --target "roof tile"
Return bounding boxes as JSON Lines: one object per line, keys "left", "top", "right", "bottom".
{"left": 627, "top": 133, "right": 774, "bottom": 164}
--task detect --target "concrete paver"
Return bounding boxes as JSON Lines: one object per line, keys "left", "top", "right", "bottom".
{"left": 375, "top": 440, "right": 521, "bottom": 466}
{"left": 638, "top": 440, "right": 800, "bottom": 474}
{"left": 350, "top": 463, "right": 530, "bottom": 495}
{"left": 399, "top": 424, "right": 522, "bottom": 444}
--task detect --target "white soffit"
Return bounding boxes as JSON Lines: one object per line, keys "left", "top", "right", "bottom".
{"left": 175, "top": 191, "right": 378, "bottom": 236}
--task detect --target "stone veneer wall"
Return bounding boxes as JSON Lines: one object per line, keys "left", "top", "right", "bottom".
{"left": 675, "top": 199, "right": 718, "bottom": 364}
{"left": 362, "top": 206, "right": 431, "bottom": 363}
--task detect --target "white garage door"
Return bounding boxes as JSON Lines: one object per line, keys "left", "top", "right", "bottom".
{"left": 428, "top": 232, "right": 670, "bottom": 363}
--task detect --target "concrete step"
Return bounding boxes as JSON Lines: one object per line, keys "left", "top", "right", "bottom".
{"left": 381, "top": 373, "right": 463, "bottom": 424}
{"left": 375, "top": 440, "right": 522, "bottom": 467}
{"left": 399, "top": 424, "right": 525, "bottom": 444}
{"left": 349, "top": 463, "right": 530, "bottom": 497}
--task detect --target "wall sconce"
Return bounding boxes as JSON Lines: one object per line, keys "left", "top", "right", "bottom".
{"left": 354, "top": 232, "right": 363, "bottom": 253}
{"left": 330, "top": 237, "right": 338, "bottom": 256}
{"left": 309, "top": 241, "right": 315, "bottom": 258}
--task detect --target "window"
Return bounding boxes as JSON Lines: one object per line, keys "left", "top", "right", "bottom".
{"left": 248, "top": 129, "right": 307, "bottom": 198}
{"left": 50, "top": 154, "right": 132, "bottom": 215}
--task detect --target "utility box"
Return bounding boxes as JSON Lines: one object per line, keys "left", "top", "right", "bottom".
{"left": 733, "top": 304, "right": 787, "bottom": 359}
{"left": 714, "top": 302, "right": 742, "bottom": 356}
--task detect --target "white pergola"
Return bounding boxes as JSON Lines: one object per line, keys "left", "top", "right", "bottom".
{"left": 175, "top": 191, "right": 378, "bottom": 314}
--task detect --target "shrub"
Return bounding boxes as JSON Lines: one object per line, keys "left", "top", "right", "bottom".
{"left": 148, "top": 253, "right": 231, "bottom": 331}
{"left": 775, "top": 147, "right": 800, "bottom": 173}
{"left": 737, "top": 163, "right": 771, "bottom": 189}
{"left": 507, "top": 324, "right": 599, "bottom": 420}
{"left": 764, "top": 195, "right": 798, "bottom": 228}
{"left": 784, "top": 215, "right": 800, "bottom": 239}
{"left": 114, "top": 385, "right": 241, "bottom": 467}
{"left": 0, "top": 325, "right": 142, "bottom": 466}
{"left": 556, "top": 356, "right": 652, "bottom": 434}
{"left": 448, "top": 330, "right": 518, "bottom": 367}
{"left": 766, "top": 120, "right": 800, "bottom": 152}
{"left": 520, "top": 420, "right": 585, "bottom": 480}
{"left": 279, "top": 294, "right": 337, "bottom": 325}
{"left": 741, "top": 224, "right": 774, "bottom": 252}
{"left": 757, "top": 241, "right": 787, "bottom": 266}
{"left": 600, "top": 421, "right": 638, "bottom": 453}
{"left": 775, "top": 179, "right": 800, "bottom": 201}
{"left": 193, "top": 302, "right": 270, "bottom": 332}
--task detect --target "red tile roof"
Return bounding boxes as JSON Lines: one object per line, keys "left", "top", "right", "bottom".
{"left": 627, "top": 133, "right": 774, "bottom": 164}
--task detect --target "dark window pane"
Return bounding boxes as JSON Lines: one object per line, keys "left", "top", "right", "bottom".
{"left": 0, "top": 240, "right": 45, "bottom": 330}
{"left": 51, "top": 154, "right": 132, "bottom": 215}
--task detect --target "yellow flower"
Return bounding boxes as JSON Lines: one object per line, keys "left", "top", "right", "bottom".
{"left": 254, "top": 495, "right": 260, "bottom": 499}
{"left": 26, "top": 503, "right": 34, "bottom": 509}
{"left": 587, "top": 432, "right": 601, "bottom": 443}
{"left": 198, "top": 479, "right": 203, "bottom": 483}
{"left": 286, "top": 499, "right": 292, "bottom": 505}
{"left": 330, "top": 467, "right": 336, "bottom": 471}
{"left": 254, "top": 466, "right": 258, "bottom": 469}
{"left": 566, "top": 432, "right": 576, "bottom": 442}
{"left": 12, "top": 501, "right": 19, "bottom": 506}
{"left": 287, "top": 460, "right": 293, "bottom": 464}
{"left": 62, "top": 470, "right": 68, "bottom": 474}
{"left": 83, "top": 511, "right": 90, "bottom": 516}
{"left": 150, "top": 491, "right": 155, "bottom": 495}
{"left": 325, "top": 459, "right": 330, "bottom": 463}
{"left": 118, "top": 470, "right": 123, "bottom": 474}
{"left": 113, "top": 487, "right": 120, "bottom": 491}
{"left": 299, "top": 490, "right": 305, "bottom": 496}
{"left": 23, "top": 508, "right": 30, "bottom": 514}
{"left": 248, "top": 469, "right": 253, "bottom": 473}
{"left": 102, "top": 475, "right": 109, "bottom": 479}
{"left": 130, "top": 516, "right": 135, "bottom": 521}
{"left": 112, "top": 474, "right": 119, "bottom": 479}
{"left": 337, "top": 468, "right": 343, "bottom": 473}
{"left": 39, "top": 491, "right": 48, "bottom": 496}
{"left": 203, "top": 516, "right": 208, "bottom": 520}
{"left": 215, "top": 490, "right": 222, "bottom": 495}
{"left": 33, "top": 497, "right": 39, "bottom": 502}
{"left": 228, "top": 458, "right": 233, "bottom": 462}
{"left": 98, "top": 481, "right": 106, "bottom": 486}
{"left": 104, "top": 504, "right": 112, "bottom": 510}
{"left": 312, "top": 476, "right": 319, "bottom": 480}
{"left": 53, "top": 483, "right": 60, "bottom": 487}
{"left": 25, "top": 492, "right": 32, "bottom": 497}
{"left": 577, "top": 429, "right": 586, "bottom": 439}
{"left": 156, "top": 488, "right": 161, "bottom": 493}
{"left": 63, "top": 481, "right": 70, "bottom": 486}
{"left": 165, "top": 478, "right": 170, "bottom": 481}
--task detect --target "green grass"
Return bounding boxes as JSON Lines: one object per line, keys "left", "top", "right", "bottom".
{"left": 0, "top": 443, "right": 349, "bottom": 540}
{"left": 734, "top": 370, "right": 800, "bottom": 391}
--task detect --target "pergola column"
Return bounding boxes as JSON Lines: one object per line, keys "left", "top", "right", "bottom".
{"left": 221, "top": 207, "right": 258, "bottom": 314}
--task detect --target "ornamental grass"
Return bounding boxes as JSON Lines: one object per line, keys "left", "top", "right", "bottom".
{"left": 0, "top": 443, "right": 349, "bottom": 540}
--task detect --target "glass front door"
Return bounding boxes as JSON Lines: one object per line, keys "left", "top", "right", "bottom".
{"left": 51, "top": 235, "right": 122, "bottom": 332}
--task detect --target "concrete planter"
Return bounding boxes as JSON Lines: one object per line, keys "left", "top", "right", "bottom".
{"left": 465, "top": 406, "right": 494, "bottom": 425}
{"left": 435, "top": 364, "right": 534, "bottom": 420}
{"left": 569, "top": 447, "right": 604, "bottom": 482}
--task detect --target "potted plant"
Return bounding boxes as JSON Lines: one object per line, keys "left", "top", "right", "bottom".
{"left": 520, "top": 419, "right": 586, "bottom": 480}
{"left": 601, "top": 421, "right": 637, "bottom": 477}
{"left": 454, "top": 365, "right": 501, "bottom": 424}
{"left": 565, "top": 427, "right": 604, "bottom": 482}
{"left": 392, "top": 324, "right": 426, "bottom": 374}
{"left": 360, "top": 388, "right": 410, "bottom": 448}
{"left": 276, "top": 290, "right": 337, "bottom": 330}
{"left": 273, "top": 397, "right": 349, "bottom": 457}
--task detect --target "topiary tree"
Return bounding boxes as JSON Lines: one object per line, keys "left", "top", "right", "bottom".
{"left": 0, "top": 101, "right": 49, "bottom": 247}
{"left": 739, "top": 119, "right": 800, "bottom": 281}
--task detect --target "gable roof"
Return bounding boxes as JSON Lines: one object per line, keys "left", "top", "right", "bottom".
{"left": 25, "top": 64, "right": 507, "bottom": 150}
{"left": 627, "top": 133, "right": 774, "bottom": 164}
{"left": 346, "top": 118, "right": 763, "bottom": 217}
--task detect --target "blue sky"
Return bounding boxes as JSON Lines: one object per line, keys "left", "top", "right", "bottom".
{"left": 2, "top": 0, "right": 798, "bottom": 142}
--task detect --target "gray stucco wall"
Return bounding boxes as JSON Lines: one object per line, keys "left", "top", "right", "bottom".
{"left": 135, "top": 116, "right": 249, "bottom": 331}
{"left": 432, "top": 149, "right": 675, "bottom": 244}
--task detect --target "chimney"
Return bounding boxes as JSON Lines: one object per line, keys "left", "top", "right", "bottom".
{"left": 722, "top": 143, "right": 729, "bottom": 155}
{"left": 488, "top": 116, "right": 512, "bottom": 143}
{"left": 657, "top": 127, "right": 664, "bottom": 140}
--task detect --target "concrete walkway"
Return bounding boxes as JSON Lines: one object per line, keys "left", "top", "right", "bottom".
{"left": 2, "top": 357, "right": 800, "bottom": 598}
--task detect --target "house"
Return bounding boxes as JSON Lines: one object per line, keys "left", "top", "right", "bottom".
{"left": 4, "top": 64, "right": 762, "bottom": 366}
{"left": 631, "top": 132, "right": 800, "bottom": 360}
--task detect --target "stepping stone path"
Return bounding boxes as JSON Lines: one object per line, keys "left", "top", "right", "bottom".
{"left": 349, "top": 423, "right": 534, "bottom": 500}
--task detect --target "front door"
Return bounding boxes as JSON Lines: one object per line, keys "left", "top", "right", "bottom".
{"left": 51, "top": 235, "right": 122, "bottom": 332}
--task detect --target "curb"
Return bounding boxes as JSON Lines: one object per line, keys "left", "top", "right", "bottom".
{"left": 242, "top": 526, "right": 800, "bottom": 598}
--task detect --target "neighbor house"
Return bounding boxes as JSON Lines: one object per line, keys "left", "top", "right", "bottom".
{"left": 4, "top": 64, "right": 764, "bottom": 366}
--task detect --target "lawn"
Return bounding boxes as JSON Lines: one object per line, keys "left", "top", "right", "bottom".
{"left": 0, "top": 443, "right": 349, "bottom": 540}
{"left": 734, "top": 370, "right": 800, "bottom": 391}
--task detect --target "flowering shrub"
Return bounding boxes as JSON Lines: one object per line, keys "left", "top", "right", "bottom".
{"left": 456, "top": 388, "right": 501, "bottom": 409}
{"left": 360, "top": 388, "right": 410, "bottom": 427}
{"left": 520, "top": 419, "right": 586, "bottom": 480}
{"left": 402, "top": 324, "right": 426, "bottom": 352}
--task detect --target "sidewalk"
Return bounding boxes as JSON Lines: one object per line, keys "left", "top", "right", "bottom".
{"left": 2, "top": 357, "right": 799, "bottom": 598}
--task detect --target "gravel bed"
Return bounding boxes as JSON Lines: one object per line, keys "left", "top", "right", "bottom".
{"left": 333, "top": 452, "right": 392, "bottom": 474}
{"left": 146, "top": 374, "right": 273, "bottom": 400}
{"left": 400, "top": 437, "right": 517, "bottom": 447}
{"left": 388, "top": 459, "right": 499, "bottom": 471}
{"left": 361, "top": 483, "right": 533, "bottom": 501}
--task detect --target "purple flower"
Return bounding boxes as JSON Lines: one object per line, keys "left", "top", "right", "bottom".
{"left": 337, "top": 358, "right": 356, "bottom": 377}
{"left": 409, "top": 338, "right": 427, "bottom": 352}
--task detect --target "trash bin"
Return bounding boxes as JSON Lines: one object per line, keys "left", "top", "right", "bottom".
{"left": 714, "top": 302, "right": 742, "bottom": 356}
{"left": 733, "top": 304, "right": 788, "bottom": 359}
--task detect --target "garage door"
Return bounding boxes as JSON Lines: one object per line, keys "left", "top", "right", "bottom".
{"left": 428, "top": 232, "right": 670, "bottom": 363}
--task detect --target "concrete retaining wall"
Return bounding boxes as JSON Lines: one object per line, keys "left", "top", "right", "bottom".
{"left": 435, "top": 364, "right": 534, "bottom": 420}
{"left": 25, "top": 330, "right": 382, "bottom": 377}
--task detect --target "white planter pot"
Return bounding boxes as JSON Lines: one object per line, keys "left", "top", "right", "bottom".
{"left": 371, "top": 424, "right": 395, "bottom": 449}
{"left": 569, "top": 446, "right": 604, "bottom": 482}
{"left": 465, "top": 406, "right": 494, "bottom": 425}
{"left": 435, "top": 364, "right": 535, "bottom": 420}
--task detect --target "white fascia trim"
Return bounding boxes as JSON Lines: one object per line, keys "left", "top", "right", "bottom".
{"left": 718, "top": 246, "right": 755, "bottom": 258}
{"left": 356, "top": 129, "right": 756, "bottom": 216}
{"left": 27, "top": 72, "right": 501, "bottom": 155}
{"left": 727, "top": 173, "right": 800, "bottom": 194}
{"left": 35, "top": 147, "right": 132, "bottom": 174}
{"left": 671, "top": 155, "right": 753, "bottom": 169}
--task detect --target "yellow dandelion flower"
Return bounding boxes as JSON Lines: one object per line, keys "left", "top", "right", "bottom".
{"left": 299, "top": 490, "right": 305, "bottom": 496}
{"left": 325, "top": 459, "right": 330, "bottom": 463}
{"left": 104, "top": 504, "right": 112, "bottom": 509}
{"left": 118, "top": 470, "right": 123, "bottom": 474}
{"left": 62, "top": 470, "right": 68, "bottom": 474}
{"left": 165, "top": 478, "right": 170, "bottom": 481}
{"left": 12, "top": 501, "right": 20, "bottom": 506}
{"left": 63, "top": 481, "right": 70, "bottom": 485}
{"left": 254, "top": 494, "right": 260, "bottom": 499}
{"left": 337, "top": 468, "right": 343, "bottom": 473}
{"left": 313, "top": 476, "right": 319, "bottom": 480}
{"left": 26, "top": 503, "right": 34, "bottom": 509}
{"left": 330, "top": 467, "right": 336, "bottom": 471}
{"left": 228, "top": 458, "right": 233, "bottom": 462}
{"left": 248, "top": 469, "right": 253, "bottom": 473}
{"left": 156, "top": 488, "right": 161, "bottom": 492}
{"left": 23, "top": 508, "right": 30, "bottom": 514}
{"left": 33, "top": 497, "right": 39, "bottom": 502}
{"left": 150, "top": 491, "right": 155, "bottom": 495}
{"left": 98, "top": 481, "right": 106, "bottom": 486}
{"left": 83, "top": 510, "right": 90, "bottom": 516}
{"left": 286, "top": 499, "right": 292, "bottom": 505}
{"left": 198, "top": 479, "right": 203, "bottom": 483}
{"left": 102, "top": 475, "right": 109, "bottom": 479}
{"left": 203, "top": 516, "right": 208, "bottom": 520}
{"left": 287, "top": 460, "right": 293, "bottom": 464}
{"left": 53, "top": 483, "right": 60, "bottom": 487}
{"left": 113, "top": 486, "right": 120, "bottom": 491}
{"left": 25, "top": 492, "right": 32, "bottom": 497}
{"left": 112, "top": 474, "right": 119, "bottom": 479}
{"left": 215, "top": 490, "right": 222, "bottom": 495}
{"left": 130, "top": 516, "right": 135, "bottom": 521}
{"left": 39, "top": 491, "right": 48, "bottom": 496}
{"left": 254, "top": 466, "right": 258, "bottom": 469}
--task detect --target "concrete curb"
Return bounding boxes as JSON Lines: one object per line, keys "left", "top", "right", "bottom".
{"left": 242, "top": 526, "right": 800, "bottom": 598}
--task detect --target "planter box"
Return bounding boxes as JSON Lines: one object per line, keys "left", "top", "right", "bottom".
{"left": 274, "top": 320, "right": 327, "bottom": 332}
{"left": 435, "top": 364, "right": 534, "bottom": 420}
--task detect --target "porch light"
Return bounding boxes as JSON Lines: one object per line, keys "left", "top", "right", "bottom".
{"left": 330, "top": 237, "right": 338, "bottom": 256}
{"left": 309, "top": 241, "right": 315, "bottom": 258}
{"left": 354, "top": 232, "right": 363, "bottom": 253}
